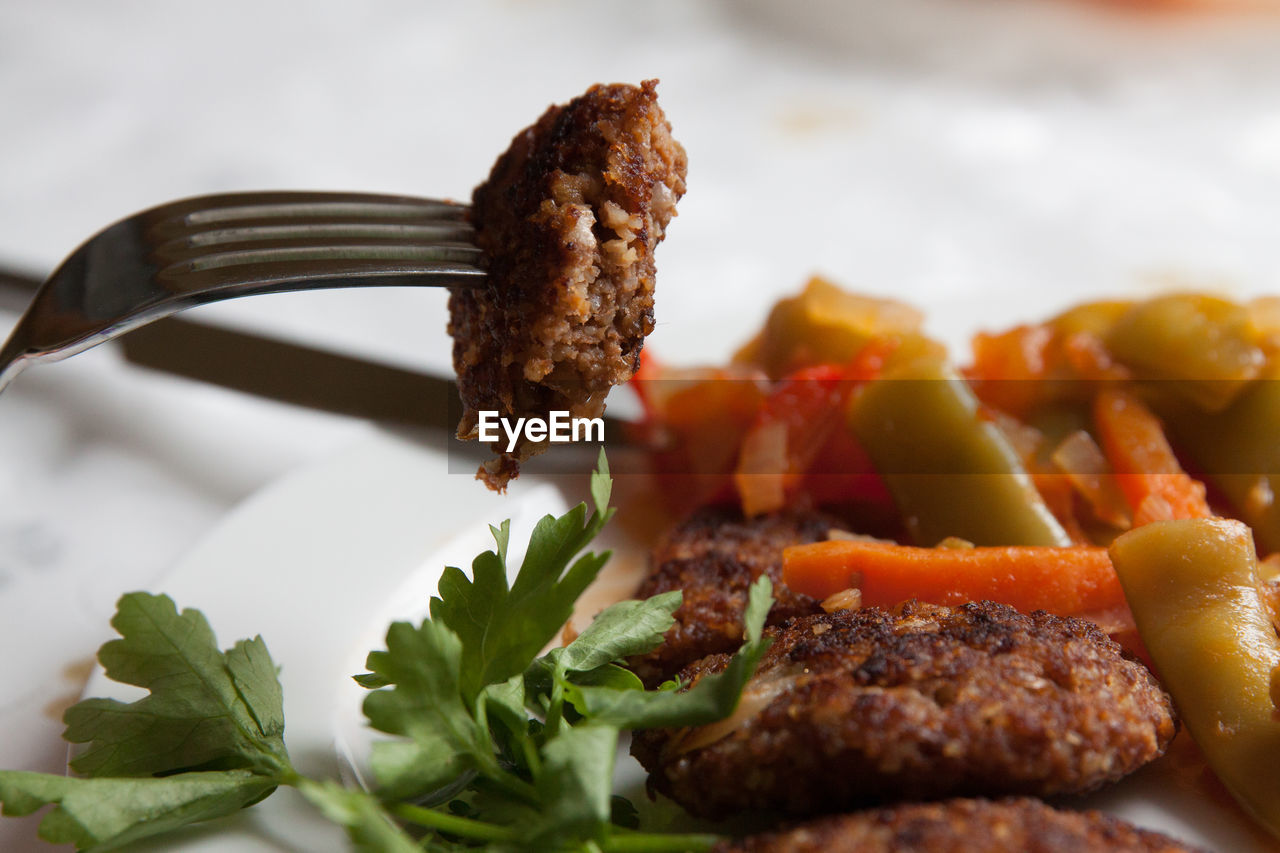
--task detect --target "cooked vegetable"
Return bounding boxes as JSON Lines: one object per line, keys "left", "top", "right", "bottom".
{"left": 1049, "top": 429, "right": 1132, "bottom": 530}
{"left": 733, "top": 345, "right": 893, "bottom": 517}
{"left": 1092, "top": 388, "right": 1212, "bottom": 526}
{"left": 1105, "top": 293, "right": 1264, "bottom": 412}
{"left": 734, "top": 364, "right": 852, "bottom": 517}
{"left": 733, "top": 277, "right": 925, "bottom": 379}
{"left": 633, "top": 358, "right": 769, "bottom": 514}
{"left": 966, "top": 300, "right": 1131, "bottom": 417}
{"left": 964, "top": 291, "right": 1280, "bottom": 552}
{"left": 848, "top": 354, "right": 1073, "bottom": 547}
{"left": 1156, "top": 372, "right": 1280, "bottom": 553}
{"left": 1109, "top": 518, "right": 1280, "bottom": 842}
{"left": 781, "top": 538, "right": 1129, "bottom": 630}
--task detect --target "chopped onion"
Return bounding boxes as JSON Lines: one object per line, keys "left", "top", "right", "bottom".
{"left": 1051, "top": 430, "right": 1131, "bottom": 529}
{"left": 821, "top": 588, "right": 862, "bottom": 613}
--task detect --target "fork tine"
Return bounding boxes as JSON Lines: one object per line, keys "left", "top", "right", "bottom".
{"left": 170, "top": 242, "right": 482, "bottom": 274}
{"left": 149, "top": 190, "right": 467, "bottom": 220}
{"left": 180, "top": 199, "right": 468, "bottom": 225}
{"left": 168, "top": 255, "right": 485, "bottom": 293}
{"left": 153, "top": 229, "right": 476, "bottom": 262}
{"left": 147, "top": 191, "right": 485, "bottom": 289}
{"left": 173, "top": 221, "right": 473, "bottom": 248}
{"left": 151, "top": 225, "right": 477, "bottom": 266}
{"left": 147, "top": 194, "right": 470, "bottom": 241}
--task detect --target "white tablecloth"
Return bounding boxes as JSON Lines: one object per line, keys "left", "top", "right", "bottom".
{"left": 3, "top": 0, "right": 1279, "bottom": 849}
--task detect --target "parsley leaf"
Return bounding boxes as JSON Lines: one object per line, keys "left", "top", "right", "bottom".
{"left": 295, "top": 779, "right": 421, "bottom": 853}
{"left": 556, "top": 591, "right": 682, "bottom": 673}
{"left": 0, "top": 769, "right": 277, "bottom": 851}
{"left": 528, "top": 724, "right": 618, "bottom": 846}
{"left": 523, "top": 592, "right": 682, "bottom": 714}
{"left": 562, "top": 576, "right": 775, "bottom": 730}
{"left": 429, "top": 453, "right": 617, "bottom": 702}
{"left": 64, "top": 593, "right": 289, "bottom": 779}
{"left": 0, "top": 593, "right": 295, "bottom": 850}
{"left": 359, "top": 618, "right": 489, "bottom": 801}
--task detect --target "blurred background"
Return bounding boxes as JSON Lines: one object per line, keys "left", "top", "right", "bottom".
{"left": 2, "top": 0, "right": 1280, "bottom": 846}
{"left": 8, "top": 0, "right": 1280, "bottom": 365}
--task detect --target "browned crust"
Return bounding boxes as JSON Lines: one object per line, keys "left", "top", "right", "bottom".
{"left": 631, "top": 601, "right": 1177, "bottom": 820}
{"left": 714, "top": 798, "right": 1207, "bottom": 853}
{"left": 626, "top": 507, "right": 840, "bottom": 687}
{"left": 449, "top": 80, "right": 687, "bottom": 490}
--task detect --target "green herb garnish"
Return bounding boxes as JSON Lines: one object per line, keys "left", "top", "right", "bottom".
{"left": 0, "top": 593, "right": 290, "bottom": 849}
{"left": 0, "top": 452, "right": 773, "bottom": 851}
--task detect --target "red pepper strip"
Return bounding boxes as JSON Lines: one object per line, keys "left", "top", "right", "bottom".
{"left": 734, "top": 341, "right": 895, "bottom": 517}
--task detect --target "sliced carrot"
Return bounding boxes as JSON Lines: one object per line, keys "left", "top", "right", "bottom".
{"left": 782, "top": 539, "right": 1127, "bottom": 623}
{"left": 966, "top": 322, "right": 1129, "bottom": 418}
{"left": 1093, "top": 388, "right": 1211, "bottom": 525}
{"left": 1029, "top": 472, "right": 1093, "bottom": 546}
{"left": 966, "top": 324, "right": 1055, "bottom": 416}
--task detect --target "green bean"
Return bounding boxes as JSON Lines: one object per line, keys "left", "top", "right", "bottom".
{"left": 1157, "top": 372, "right": 1280, "bottom": 553}
{"left": 848, "top": 356, "right": 1072, "bottom": 547}
{"left": 1109, "top": 518, "right": 1280, "bottom": 842}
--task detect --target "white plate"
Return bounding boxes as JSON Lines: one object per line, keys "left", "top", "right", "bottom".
{"left": 85, "top": 424, "right": 1272, "bottom": 853}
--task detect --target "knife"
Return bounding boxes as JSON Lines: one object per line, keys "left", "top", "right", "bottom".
{"left": 0, "top": 266, "right": 457, "bottom": 431}
{"left": 0, "top": 267, "right": 633, "bottom": 446}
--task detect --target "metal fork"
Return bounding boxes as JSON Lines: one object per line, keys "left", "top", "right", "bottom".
{"left": 0, "top": 190, "right": 485, "bottom": 392}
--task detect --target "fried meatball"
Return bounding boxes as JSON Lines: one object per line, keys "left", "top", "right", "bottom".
{"left": 631, "top": 601, "right": 1176, "bottom": 820}
{"left": 627, "top": 506, "right": 843, "bottom": 687}
{"left": 714, "top": 798, "right": 1206, "bottom": 853}
{"left": 450, "top": 80, "right": 687, "bottom": 490}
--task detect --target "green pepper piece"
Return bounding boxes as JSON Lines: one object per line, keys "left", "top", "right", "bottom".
{"left": 1051, "top": 299, "right": 1132, "bottom": 339}
{"left": 1106, "top": 293, "right": 1264, "bottom": 412}
{"left": 848, "top": 356, "right": 1072, "bottom": 547}
{"left": 1109, "top": 518, "right": 1280, "bottom": 842}
{"left": 1156, "top": 373, "right": 1280, "bottom": 554}
{"left": 734, "top": 278, "right": 925, "bottom": 379}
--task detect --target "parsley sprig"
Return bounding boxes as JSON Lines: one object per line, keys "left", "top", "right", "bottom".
{"left": 0, "top": 594, "right": 292, "bottom": 849}
{"left": 0, "top": 452, "right": 774, "bottom": 851}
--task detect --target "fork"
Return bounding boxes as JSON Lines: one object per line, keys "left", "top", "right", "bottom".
{"left": 0, "top": 190, "right": 486, "bottom": 393}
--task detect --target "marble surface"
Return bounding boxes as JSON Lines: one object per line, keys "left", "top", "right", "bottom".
{"left": 2, "top": 0, "right": 1280, "bottom": 849}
